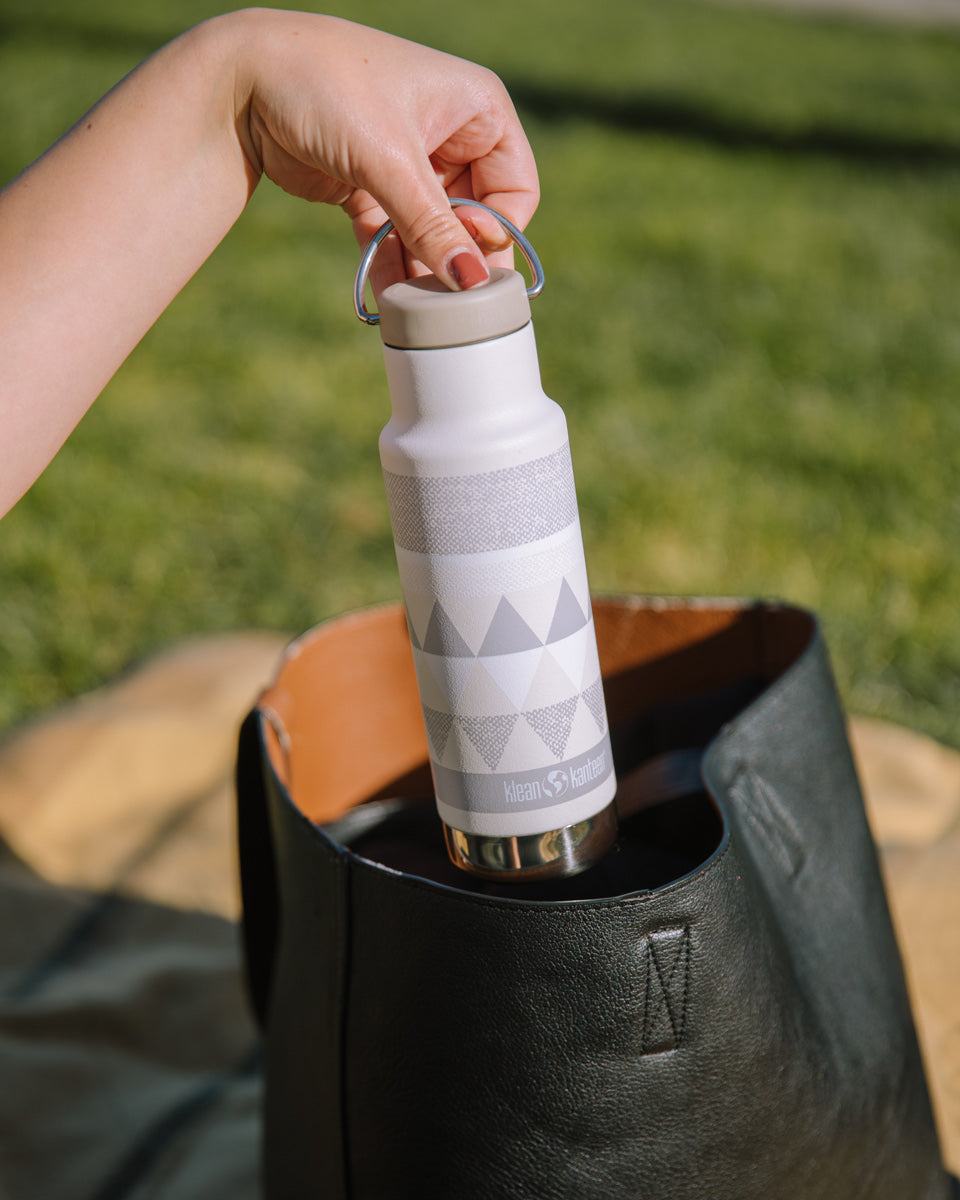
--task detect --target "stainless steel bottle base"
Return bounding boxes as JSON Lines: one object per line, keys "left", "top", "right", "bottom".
{"left": 442, "top": 803, "right": 619, "bottom": 883}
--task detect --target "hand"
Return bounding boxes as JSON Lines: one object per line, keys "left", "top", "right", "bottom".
{"left": 236, "top": 12, "right": 539, "bottom": 293}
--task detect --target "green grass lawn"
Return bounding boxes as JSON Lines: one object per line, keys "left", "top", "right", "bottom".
{"left": 2, "top": 0, "right": 960, "bottom": 748}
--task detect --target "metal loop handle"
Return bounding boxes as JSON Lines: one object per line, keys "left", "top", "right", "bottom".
{"left": 353, "top": 197, "right": 544, "bottom": 325}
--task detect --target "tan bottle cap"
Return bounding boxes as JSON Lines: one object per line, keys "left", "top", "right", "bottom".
{"left": 377, "top": 267, "right": 531, "bottom": 350}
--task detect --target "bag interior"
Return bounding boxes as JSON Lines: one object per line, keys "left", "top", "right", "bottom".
{"left": 259, "top": 597, "right": 814, "bottom": 900}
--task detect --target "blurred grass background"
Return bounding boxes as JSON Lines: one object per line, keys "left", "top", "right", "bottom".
{"left": 1, "top": 0, "right": 959, "bottom": 746}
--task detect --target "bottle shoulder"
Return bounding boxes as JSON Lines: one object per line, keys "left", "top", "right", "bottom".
{"left": 380, "top": 398, "right": 569, "bottom": 476}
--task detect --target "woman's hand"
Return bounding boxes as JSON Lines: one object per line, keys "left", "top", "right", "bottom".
{"left": 235, "top": 11, "right": 539, "bottom": 292}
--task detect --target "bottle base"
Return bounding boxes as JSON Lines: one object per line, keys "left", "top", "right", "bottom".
{"left": 442, "top": 803, "right": 619, "bottom": 882}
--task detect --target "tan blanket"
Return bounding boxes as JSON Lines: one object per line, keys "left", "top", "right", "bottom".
{"left": 1, "top": 633, "right": 957, "bottom": 1196}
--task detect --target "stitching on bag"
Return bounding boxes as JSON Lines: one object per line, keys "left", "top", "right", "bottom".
{"left": 730, "top": 768, "right": 805, "bottom": 879}
{"left": 640, "top": 926, "right": 690, "bottom": 1054}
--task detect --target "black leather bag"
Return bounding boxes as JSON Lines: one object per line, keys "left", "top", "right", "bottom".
{"left": 236, "top": 596, "right": 956, "bottom": 1199}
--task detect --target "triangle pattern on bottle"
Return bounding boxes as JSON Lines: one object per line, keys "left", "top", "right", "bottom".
{"left": 423, "top": 707, "right": 454, "bottom": 758}
{"left": 478, "top": 648, "right": 544, "bottom": 711}
{"left": 524, "top": 697, "right": 579, "bottom": 759}
{"left": 413, "top": 652, "right": 452, "bottom": 713}
{"left": 456, "top": 659, "right": 518, "bottom": 719}
{"left": 548, "top": 626, "right": 590, "bottom": 691}
{"left": 421, "top": 653, "right": 475, "bottom": 711}
{"left": 403, "top": 591, "right": 437, "bottom": 653}
{"left": 580, "top": 634, "right": 602, "bottom": 689}
{"left": 566, "top": 561, "right": 592, "bottom": 622}
{"left": 496, "top": 715, "right": 555, "bottom": 774}
{"left": 405, "top": 604, "right": 422, "bottom": 651}
{"left": 503, "top": 580, "right": 562, "bottom": 646}
{"left": 423, "top": 601, "right": 474, "bottom": 658}
{"left": 441, "top": 723, "right": 489, "bottom": 774}
{"left": 455, "top": 713, "right": 519, "bottom": 771}
{"left": 433, "top": 593, "right": 502, "bottom": 658}
{"left": 478, "top": 597, "right": 543, "bottom": 657}
{"left": 581, "top": 678, "right": 607, "bottom": 732}
{"left": 566, "top": 700, "right": 603, "bottom": 759}
{"left": 523, "top": 650, "right": 579, "bottom": 711}
{"left": 546, "top": 578, "right": 588, "bottom": 644}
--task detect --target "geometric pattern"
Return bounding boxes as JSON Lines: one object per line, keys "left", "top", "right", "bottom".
{"left": 729, "top": 768, "right": 806, "bottom": 879}
{"left": 423, "top": 603, "right": 474, "bottom": 657}
{"left": 547, "top": 578, "right": 588, "bottom": 643}
{"left": 415, "top": 580, "right": 588, "bottom": 660}
{"left": 639, "top": 928, "right": 691, "bottom": 1055}
{"left": 422, "top": 707, "right": 454, "bottom": 758}
{"left": 384, "top": 446, "right": 612, "bottom": 799}
{"left": 413, "top": 652, "right": 607, "bottom": 774}
{"left": 403, "top": 571, "right": 611, "bottom": 776}
{"left": 384, "top": 446, "right": 577, "bottom": 555}
{"left": 479, "top": 598, "right": 542, "bottom": 656}
{"left": 581, "top": 679, "right": 607, "bottom": 732}
{"left": 456, "top": 713, "right": 520, "bottom": 771}
{"left": 523, "top": 697, "right": 579, "bottom": 759}
{"left": 405, "top": 604, "right": 422, "bottom": 651}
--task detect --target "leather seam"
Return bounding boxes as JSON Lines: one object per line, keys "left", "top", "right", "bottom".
{"left": 348, "top": 836, "right": 734, "bottom": 914}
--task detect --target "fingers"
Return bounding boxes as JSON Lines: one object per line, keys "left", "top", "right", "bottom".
{"left": 434, "top": 84, "right": 541, "bottom": 245}
{"left": 351, "top": 155, "right": 538, "bottom": 295}
{"left": 330, "top": 36, "right": 538, "bottom": 294}
{"left": 382, "top": 172, "right": 494, "bottom": 291}
{"left": 370, "top": 66, "right": 538, "bottom": 287}
{"left": 347, "top": 192, "right": 424, "bottom": 298}
{"left": 347, "top": 177, "right": 488, "bottom": 294}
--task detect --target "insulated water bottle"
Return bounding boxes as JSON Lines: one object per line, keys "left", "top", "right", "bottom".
{"left": 355, "top": 201, "right": 617, "bottom": 880}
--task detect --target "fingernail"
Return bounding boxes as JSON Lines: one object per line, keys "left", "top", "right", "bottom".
{"left": 449, "top": 251, "right": 489, "bottom": 290}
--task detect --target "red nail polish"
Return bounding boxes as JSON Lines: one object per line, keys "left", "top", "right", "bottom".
{"left": 450, "top": 252, "right": 489, "bottom": 290}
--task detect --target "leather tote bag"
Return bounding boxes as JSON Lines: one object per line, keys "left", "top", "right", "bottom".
{"left": 236, "top": 595, "right": 957, "bottom": 1199}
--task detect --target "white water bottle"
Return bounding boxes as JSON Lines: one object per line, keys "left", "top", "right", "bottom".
{"left": 356, "top": 203, "right": 617, "bottom": 880}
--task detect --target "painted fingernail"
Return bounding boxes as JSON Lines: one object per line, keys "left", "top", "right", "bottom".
{"left": 450, "top": 251, "right": 489, "bottom": 290}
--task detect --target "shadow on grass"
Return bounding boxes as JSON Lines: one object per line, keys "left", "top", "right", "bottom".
{"left": 4, "top": 13, "right": 960, "bottom": 170}
{"left": 505, "top": 79, "right": 960, "bottom": 169}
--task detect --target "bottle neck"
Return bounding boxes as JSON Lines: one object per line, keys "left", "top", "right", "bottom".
{"left": 381, "top": 322, "right": 548, "bottom": 429}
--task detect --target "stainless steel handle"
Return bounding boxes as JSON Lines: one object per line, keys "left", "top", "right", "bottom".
{"left": 353, "top": 197, "right": 545, "bottom": 325}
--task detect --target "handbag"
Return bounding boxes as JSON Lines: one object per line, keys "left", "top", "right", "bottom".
{"left": 236, "top": 595, "right": 957, "bottom": 1199}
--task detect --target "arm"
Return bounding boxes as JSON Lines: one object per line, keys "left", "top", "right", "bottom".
{"left": 0, "top": 8, "right": 539, "bottom": 516}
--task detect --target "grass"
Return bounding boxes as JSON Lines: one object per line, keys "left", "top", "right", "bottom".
{"left": 1, "top": 0, "right": 960, "bottom": 748}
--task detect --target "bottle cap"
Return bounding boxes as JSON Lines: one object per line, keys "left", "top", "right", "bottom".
{"left": 378, "top": 267, "right": 531, "bottom": 350}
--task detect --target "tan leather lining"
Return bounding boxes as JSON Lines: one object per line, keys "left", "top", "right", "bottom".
{"left": 260, "top": 597, "right": 814, "bottom": 825}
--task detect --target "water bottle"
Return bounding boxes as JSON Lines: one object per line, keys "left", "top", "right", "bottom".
{"left": 355, "top": 201, "right": 617, "bottom": 880}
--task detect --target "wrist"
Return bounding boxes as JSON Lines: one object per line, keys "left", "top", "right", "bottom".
{"left": 225, "top": 8, "right": 330, "bottom": 187}
{"left": 176, "top": 9, "right": 267, "bottom": 192}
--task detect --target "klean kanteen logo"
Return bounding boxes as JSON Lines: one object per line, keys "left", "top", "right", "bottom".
{"left": 502, "top": 750, "right": 608, "bottom": 806}
{"left": 542, "top": 770, "right": 570, "bottom": 799}
{"left": 569, "top": 751, "right": 608, "bottom": 790}
{"left": 503, "top": 777, "right": 547, "bottom": 804}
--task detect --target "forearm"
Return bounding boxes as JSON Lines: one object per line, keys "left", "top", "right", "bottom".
{"left": 0, "top": 13, "right": 258, "bottom": 515}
